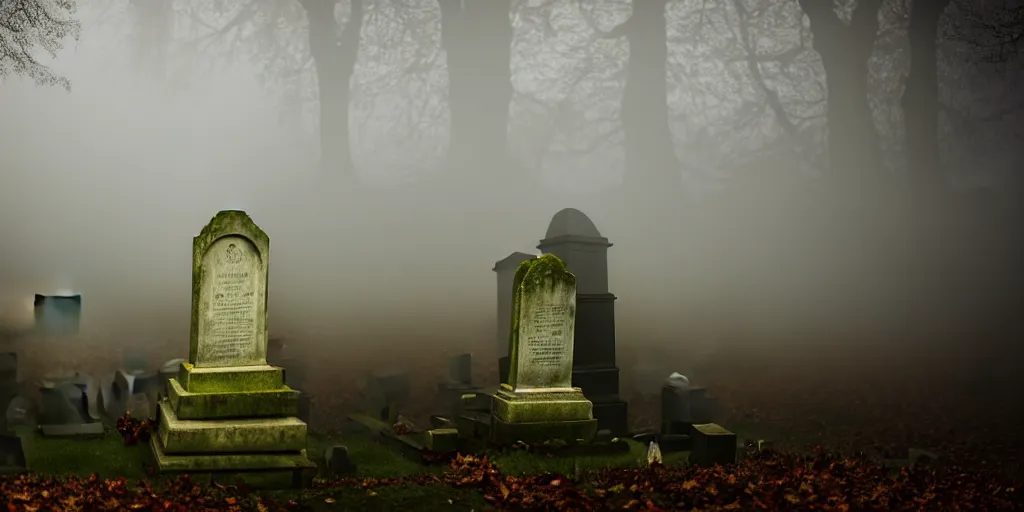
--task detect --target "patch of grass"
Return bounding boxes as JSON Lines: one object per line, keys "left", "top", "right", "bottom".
{"left": 20, "top": 428, "right": 693, "bottom": 511}
{"left": 492, "top": 439, "right": 689, "bottom": 476}
{"left": 307, "top": 434, "right": 444, "bottom": 479}
{"left": 20, "top": 429, "right": 149, "bottom": 480}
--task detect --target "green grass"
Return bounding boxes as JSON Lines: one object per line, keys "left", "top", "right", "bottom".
{"left": 306, "top": 434, "right": 442, "bottom": 479}
{"left": 17, "top": 428, "right": 150, "bottom": 480}
{"left": 14, "top": 429, "right": 691, "bottom": 511}
{"left": 491, "top": 439, "right": 689, "bottom": 476}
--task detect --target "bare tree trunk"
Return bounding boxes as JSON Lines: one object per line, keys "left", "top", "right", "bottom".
{"left": 902, "top": 0, "right": 952, "bottom": 191}
{"left": 799, "top": 0, "right": 882, "bottom": 187}
{"left": 300, "top": 0, "right": 363, "bottom": 181}
{"left": 730, "top": 0, "right": 799, "bottom": 137}
{"left": 614, "top": 0, "right": 679, "bottom": 195}
{"left": 437, "top": 0, "right": 514, "bottom": 183}
{"left": 129, "top": 0, "right": 174, "bottom": 81}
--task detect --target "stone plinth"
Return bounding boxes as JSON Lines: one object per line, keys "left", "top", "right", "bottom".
{"left": 490, "top": 387, "right": 597, "bottom": 444}
{"left": 689, "top": 423, "right": 737, "bottom": 467}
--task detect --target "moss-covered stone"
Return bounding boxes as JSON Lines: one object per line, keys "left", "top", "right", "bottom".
{"left": 167, "top": 378, "right": 299, "bottom": 420}
{"left": 149, "top": 436, "right": 315, "bottom": 481}
{"left": 505, "top": 254, "right": 577, "bottom": 390}
{"left": 491, "top": 388, "right": 594, "bottom": 424}
{"left": 189, "top": 210, "right": 271, "bottom": 367}
{"left": 519, "top": 253, "right": 573, "bottom": 293}
{"left": 177, "top": 363, "right": 283, "bottom": 393}
{"left": 491, "top": 417, "right": 598, "bottom": 445}
{"left": 490, "top": 388, "right": 597, "bottom": 445}
{"left": 157, "top": 402, "right": 308, "bottom": 454}
{"left": 505, "top": 259, "right": 533, "bottom": 387}
{"left": 425, "top": 428, "right": 459, "bottom": 453}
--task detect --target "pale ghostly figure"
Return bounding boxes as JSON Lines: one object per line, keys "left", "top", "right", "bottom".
{"left": 646, "top": 440, "right": 663, "bottom": 466}
{"left": 665, "top": 372, "right": 690, "bottom": 389}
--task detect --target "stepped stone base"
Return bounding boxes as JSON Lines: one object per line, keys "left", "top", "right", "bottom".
{"left": 167, "top": 378, "right": 299, "bottom": 420}
{"left": 490, "top": 386, "right": 598, "bottom": 444}
{"left": 149, "top": 436, "right": 316, "bottom": 489}
{"left": 157, "top": 402, "right": 308, "bottom": 454}
{"left": 177, "top": 363, "right": 284, "bottom": 393}
{"left": 147, "top": 363, "right": 316, "bottom": 489}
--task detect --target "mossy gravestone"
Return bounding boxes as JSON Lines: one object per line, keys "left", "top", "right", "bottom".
{"left": 149, "top": 210, "right": 315, "bottom": 488}
{"left": 491, "top": 254, "right": 597, "bottom": 444}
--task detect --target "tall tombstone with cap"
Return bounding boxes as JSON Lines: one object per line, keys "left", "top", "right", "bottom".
{"left": 148, "top": 210, "right": 315, "bottom": 488}
{"left": 536, "top": 208, "right": 628, "bottom": 435}
{"left": 491, "top": 254, "right": 597, "bottom": 444}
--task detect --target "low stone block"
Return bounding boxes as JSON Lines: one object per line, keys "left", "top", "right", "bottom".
{"left": 325, "top": 445, "right": 356, "bottom": 476}
{"left": 491, "top": 388, "right": 594, "bottom": 424}
{"left": 459, "top": 393, "right": 491, "bottom": 413}
{"left": 457, "top": 413, "right": 490, "bottom": 440}
{"left": 689, "top": 423, "right": 737, "bottom": 466}
{"left": 425, "top": 428, "right": 459, "bottom": 453}
{"left": 491, "top": 417, "right": 598, "bottom": 445}
{"left": 167, "top": 379, "right": 299, "bottom": 420}
{"left": 178, "top": 363, "right": 284, "bottom": 393}
{"left": 0, "top": 434, "right": 27, "bottom": 475}
{"left": 430, "top": 415, "right": 456, "bottom": 429}
{"left": 157, "top": 402, "right": 307, "bottom": 454}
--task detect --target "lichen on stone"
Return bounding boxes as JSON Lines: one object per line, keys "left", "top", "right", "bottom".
{"left": 504, "top": 254, "right": 576, "bottom": 388}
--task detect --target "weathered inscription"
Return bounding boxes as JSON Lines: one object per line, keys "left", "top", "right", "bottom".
{"left": 198, "top": 236, "right": 262, "bottom": 366}
{"left": 523, "top": 303, "right": 570, "bottom": 367}
{"left": 513, "top": 280, "right": 575, "bottom": 390}
{"left": 506, "top": 254, "right": 577, "bottom": 391}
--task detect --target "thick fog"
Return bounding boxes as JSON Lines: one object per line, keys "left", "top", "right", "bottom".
{"left": 1, "top": 1, "right": 1021, "bottom": 388}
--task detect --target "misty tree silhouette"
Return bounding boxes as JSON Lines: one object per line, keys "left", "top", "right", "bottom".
{"left": 0, "top": 0, "right": 81, "bottom": 90}
{"left": 94, "top": 0, "right": 1021, "bottom": 197}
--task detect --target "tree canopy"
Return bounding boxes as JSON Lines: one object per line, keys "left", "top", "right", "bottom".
{"left": 0, "top": 0, "right": 80, "bottom": 90}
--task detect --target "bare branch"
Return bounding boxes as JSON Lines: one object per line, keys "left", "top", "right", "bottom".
{"left": 0, "top": 0, "right": 81, "bottom": 90}
{"left": 724, "top": 46, "right": 803, "bottom": 64}
{"left": 729, "top": 0, "right": 799, "bottom": 136}
{"left": 198, "top": 0, "right": 261, "bottom": 48}
{"left": 576, "top": 0, "right": 631, "bottom": 39}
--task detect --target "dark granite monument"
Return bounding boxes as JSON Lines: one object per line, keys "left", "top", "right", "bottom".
{"left": 537, "top": 208, "right": 628, "bottom": 435}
